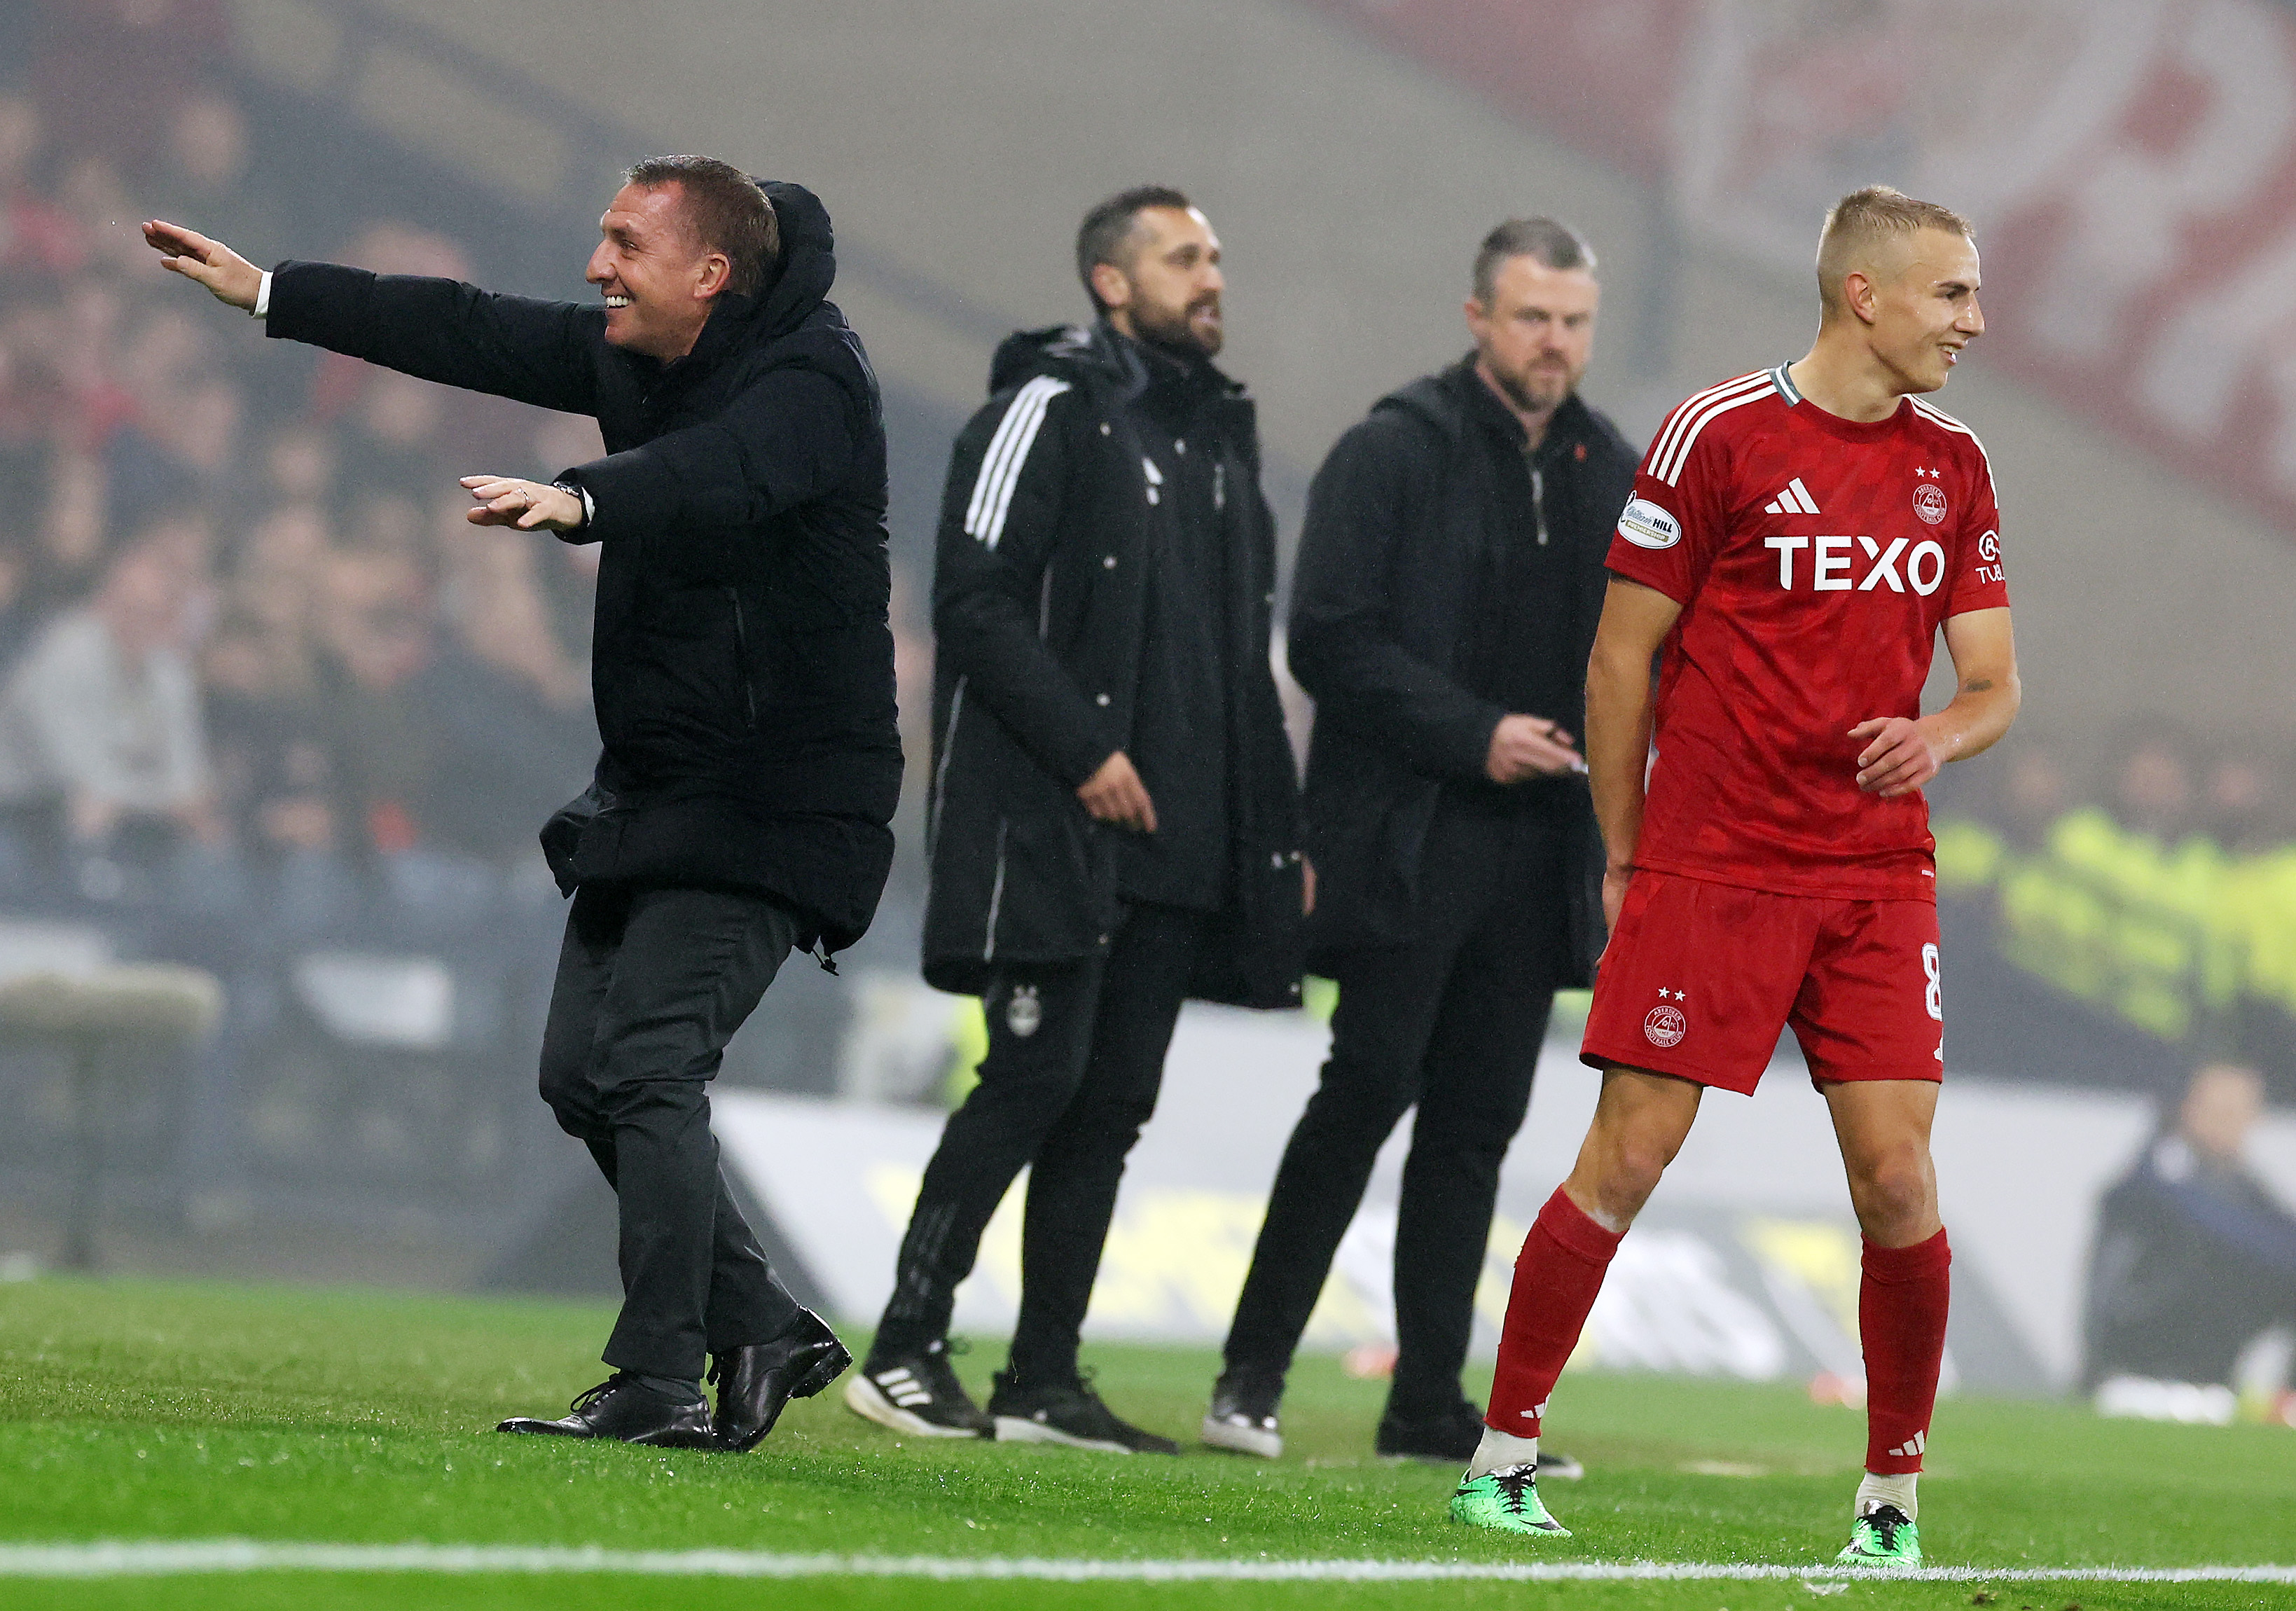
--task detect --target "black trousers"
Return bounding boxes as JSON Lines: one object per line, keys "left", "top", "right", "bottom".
{"left": 539, "top": 883, "right": 806, "bottom": 1380}
{"left": 1224, "top": 802, "right": 1568, "bottom": 1413}
{"left": 877, "top": 902, "right": 1208, "bottom": 1385}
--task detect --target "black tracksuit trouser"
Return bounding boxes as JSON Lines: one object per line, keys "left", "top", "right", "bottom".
{"left": 539, "top": 883, "right": 807, "bottom": 1381}
{"left": 876, "top": 901, "right": 1208, "bottom": 1385}
{"left": 1224, "top": 802, "right": 1568, "bottom": 1413}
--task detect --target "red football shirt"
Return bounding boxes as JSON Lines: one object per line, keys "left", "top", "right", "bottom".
{"left": 1605, "top": 363, "right": 2010, "bottom": 901}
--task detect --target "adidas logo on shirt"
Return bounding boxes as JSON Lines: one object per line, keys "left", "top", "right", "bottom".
{"left": 1763, "top": 478, "right": 1820, "bottom": 516}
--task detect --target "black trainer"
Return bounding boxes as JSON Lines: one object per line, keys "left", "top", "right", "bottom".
{"left": 988, "top": 1369, "right": 1179, "bottom": 1455}
{"left": 1376, "top": 1397, "right": 1586, "bottom": 1479}
{"left": 1201, "top": 1367, "right": 1284, "bottom": 1458}
{"left": 843, "top": 1337, "right": 990, "bottom": 1438}
{"left": 496, "top": 1373, "right": 717, "bottom": 1449}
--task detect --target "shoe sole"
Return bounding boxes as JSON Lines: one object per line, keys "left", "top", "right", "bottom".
{"left": 1199, "top": 1415, "right": 1282, "bottom": 1459}
{"left": 992, "top": 1415, "right": 1139, "bottom": 1454}
{"left": 842, "top": 1374, "right": 987, "bottom": 1439}
{"left": 1447, "top": 1501, "right": 1570, "bottom": 1538}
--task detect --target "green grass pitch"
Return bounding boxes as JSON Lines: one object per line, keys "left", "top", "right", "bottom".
{"left": 1, "top": 1276, "right": 2292, "bottom": 1609}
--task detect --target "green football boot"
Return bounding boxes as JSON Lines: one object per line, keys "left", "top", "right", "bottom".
{"left": 1834, "top": 1503, "right": 1921, "bottom": 1569}
{"left": 1448, "top": 1463, "right": 1571, "bottom": 1537}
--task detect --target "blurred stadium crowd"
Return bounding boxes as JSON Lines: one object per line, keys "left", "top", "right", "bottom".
{"left": 0, "top": 77, "right": 605, "bottom": 918}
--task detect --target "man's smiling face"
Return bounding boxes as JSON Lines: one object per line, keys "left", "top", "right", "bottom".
{"left": 585, "top": 181, "right": 724, "bottom": 361}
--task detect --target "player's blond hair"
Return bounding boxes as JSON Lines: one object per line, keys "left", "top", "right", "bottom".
{"left": 1816, "top": 186, "right": 1972, "bottom": 319}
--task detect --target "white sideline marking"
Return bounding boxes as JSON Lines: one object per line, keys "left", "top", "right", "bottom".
{"left": 0, "top": 1544, "right": 2292, "bottom": 1584}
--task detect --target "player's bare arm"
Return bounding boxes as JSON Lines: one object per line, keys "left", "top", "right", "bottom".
{"left": 1583, "top": 575, "right": 1681, "bottom": 929}
{"left": 1851, "top": 606, "right": 2019, "bottom": 798}
{"left": 141, "top": 219, "right": 263, "bottom": 310}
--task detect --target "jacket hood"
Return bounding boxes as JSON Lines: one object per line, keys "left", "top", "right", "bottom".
{"left": 670, "top": 179, "right": 838, "bottom": 370}
{"left": 983, "top": 318, "right": 1250, "bottom": 409}
{"left": 755, "top": 179, "right": 837, "bottom": 338}
{"left": 1377, "top": 357, "right": 1604, "bottom": 448}
{"left": 986, "top": 320, "right": 1131, "bottom": 397}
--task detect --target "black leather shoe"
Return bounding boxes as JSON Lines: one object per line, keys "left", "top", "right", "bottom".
{"left": 710, "top": 1307, "right": 853, "bottom": 1453}
{"left": 497, "top": 1373, "right": 717, "bottom": 1449}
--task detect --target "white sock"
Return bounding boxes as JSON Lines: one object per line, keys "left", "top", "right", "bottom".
{"left": 1855, "top": 1470, "right": 1918, "bottom": 1521}
{"left": 1467, "top": 1427, "right": 1540, "bottom": 1479}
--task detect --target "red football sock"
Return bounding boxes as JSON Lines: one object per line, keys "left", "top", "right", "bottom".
{"left": 1484, "top": 1187, "right": 1624, "bottom": 1436}
{"left": 1860, "top": 1227, "right": 1951, "bottom": 1474}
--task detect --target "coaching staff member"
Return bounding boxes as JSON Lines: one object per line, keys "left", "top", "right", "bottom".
{"left": 1205, "top": 219, "right": 1628, "bottom": 1465}
{"left": 843, "top": 188, "right": 1303, "bottom": 1455}
{"left": 144, "top": 158, "right": 898, "bottom": 1451}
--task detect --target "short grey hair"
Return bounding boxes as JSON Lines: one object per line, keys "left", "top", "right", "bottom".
{"left": 1472, "top": 216, "right": 1598, "bottom": 304}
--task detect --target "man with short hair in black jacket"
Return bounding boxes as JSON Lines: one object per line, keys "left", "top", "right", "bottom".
{"left": 1205, "top": 219, "right": 1633, "bottom": 1466}
{"left": 843, "top": 188, "right": 1303, "bottom": 1454}
{"left": 145, "top": 158, "right": 897, "bottom": 1451}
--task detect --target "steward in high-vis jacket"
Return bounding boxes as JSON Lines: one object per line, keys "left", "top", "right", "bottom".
{"left": 144, "top": 159, "right": 890, "bottom": 1451}
{"left": 852, "top": 190, "right": 1301, "bottom": 1456}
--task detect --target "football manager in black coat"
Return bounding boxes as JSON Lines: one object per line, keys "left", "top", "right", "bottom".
{"left": 841, "top": 187, "right": 1303, "bottom": 1455}
{"left": 144, "top": 157, "right": 898, "bottom": 1451}
{"left": 1205, "top": 219, "right": 1632, "bottom": 1467}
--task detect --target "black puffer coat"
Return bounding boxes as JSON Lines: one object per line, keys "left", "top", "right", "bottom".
{"left": 920, "top": 322, "right": 1303, "bottom": 1007}
{"left": 265, "top": 181, "right": 901, "bottom": 950}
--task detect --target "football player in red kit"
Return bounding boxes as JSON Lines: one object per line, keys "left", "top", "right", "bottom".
{"left": 1448, "top": 186, "right": 2020, "bottom": 1570}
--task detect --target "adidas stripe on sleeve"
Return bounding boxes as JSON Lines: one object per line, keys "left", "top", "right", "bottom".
{"left": 962, "top": 376, "right": 1070, "bottom": 550}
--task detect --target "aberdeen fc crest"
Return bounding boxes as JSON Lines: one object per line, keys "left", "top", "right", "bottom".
{"left": 1007, "top": 984, "right": 1043, "bottom": 1039}
{"left": 1912, "top": 482, "right": 1949, "bottom": 525}
{"left": 1644, "top": 1002, "right": 1687, "bottom": 1048}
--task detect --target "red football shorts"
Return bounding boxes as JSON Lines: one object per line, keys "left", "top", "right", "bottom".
{"left": 1580, "top": 870, "right": 1944, "bottom": 1095}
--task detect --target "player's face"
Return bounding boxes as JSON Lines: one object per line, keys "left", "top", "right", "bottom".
{"left": 586, "top": 182, "right": 727, "bottom": 361}
{"left": 1099, "top": 207, "right": 1225, "bottom": 357}
{"left": 1465, "top": 256, "right": 1599, "bottom": 416}
{"left": 1868, "top": 229, "right": 1983, "bottom": 394}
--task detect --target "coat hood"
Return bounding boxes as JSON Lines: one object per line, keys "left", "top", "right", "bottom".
{"left": 983, "top": 318, "right": 1252, "bottom": 412}
{"left": 1376, "top": 357, "right": 1605, "bottom": 450}
{"left": 668, "top": 179, "right": 838, "bottom": 371}
{"left": 755, "top": 179, "right": 837, "bottom": 339}
{"left": 986, "top": 320, "right": 1135, "bottom": 398}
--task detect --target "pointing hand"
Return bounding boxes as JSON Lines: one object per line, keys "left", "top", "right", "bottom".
{"left": 142, "top": 220, "right": 263, "bottom": 312}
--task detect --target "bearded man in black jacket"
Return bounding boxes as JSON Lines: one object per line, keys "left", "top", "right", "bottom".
{"left": 841, "top": 188, "right": 1303, "bottom": 1454}
{"left": 1205, "top": 219, "right": 1632, "bottom": 1467}
{"left": 145, "top": 157, "right": 897, "bottom": 1451}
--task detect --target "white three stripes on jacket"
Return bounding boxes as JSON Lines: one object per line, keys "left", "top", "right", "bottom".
{"left": 963, "top": 377, "right": 1072, "bottom": 548}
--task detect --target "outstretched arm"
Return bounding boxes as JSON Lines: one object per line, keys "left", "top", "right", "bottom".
{"left": 1851, "top": 607, "right": 2020, "bottom": 798}
{"left": 144, "top": 219, "right": 599, "bottom": 416}
{"left": 1584, "top": 576, "right": 1680, "bottom": 931}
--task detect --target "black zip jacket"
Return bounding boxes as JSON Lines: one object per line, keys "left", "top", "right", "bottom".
{"left": 264, "top": 181, "right": 901, "bottom": 952}
{"left": 920, "top": 321, "right": 1303, "bottom": 1007}
{"left": 1288, "top": 361, "right": 1635, "bottom": 979}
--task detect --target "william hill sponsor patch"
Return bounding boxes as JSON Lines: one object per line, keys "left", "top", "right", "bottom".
{"left": 1617, "top": 497, "right": 1682, "bottom": 550}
